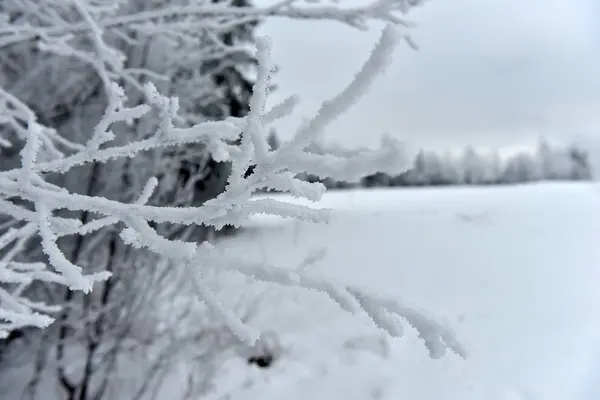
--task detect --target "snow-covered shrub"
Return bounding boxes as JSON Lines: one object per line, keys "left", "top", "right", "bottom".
{"left": 81, "top": 256, "right": 276, "bottom": 400}
{"left": 0, "top": 3, "right": 465, "bottom": 385}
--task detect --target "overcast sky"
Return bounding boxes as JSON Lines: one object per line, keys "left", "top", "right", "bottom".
{"left": 256, "top": 0, "right": 600, "bottom": 152}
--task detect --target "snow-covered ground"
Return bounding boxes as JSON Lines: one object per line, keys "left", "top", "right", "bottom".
{"left": 203, "top": 183, "right": 600, "bottom": 400}
{"left": 4, "top": 183, "right": 598, "bottom": 400}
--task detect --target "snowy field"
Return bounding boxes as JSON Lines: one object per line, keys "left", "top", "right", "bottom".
{"left": 200, "top": 183, "right": 600, "bottom": 400}
{"left": 4, "top": 183, "right": 598, "bottom": 400}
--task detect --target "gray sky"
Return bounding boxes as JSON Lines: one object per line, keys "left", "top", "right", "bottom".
{"left": 257, "top": 0, "right": 600, "bottom": 152}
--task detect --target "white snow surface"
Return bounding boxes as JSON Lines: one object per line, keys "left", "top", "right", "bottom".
{"left": 202, "top": 183, "right": 600, "bottom": 400}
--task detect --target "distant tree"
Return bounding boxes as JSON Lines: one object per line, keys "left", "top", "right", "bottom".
{"left": 483, "top": 151, "right": 503, "bottom": 184}
{"left": 537, "top": 138, "right": 556, "bottom": 180}
{"left": 355, "top": 140, "right": 594, "bottom": 189}
{"left": 568, "top": 145, "right": 592, "bottom": 180}
{"left": 422, "top": 151, "right": 447, "bottom": 185}
{"left": 362, "top": 172, "right": 391, "bottom": 187}
{"left": 434, "top": 151, "right": 459, "bottom": 185}
{"left": 336, "top": 180, "right": 356, "bottom": 189}
{"left": 390, "top": 170, "right": 411, "bottom": 186}
{"left": 461, "top": 147, "right": 485, "bottom": 184}
{"left": 502, "top": 153, "right": 541, "bottom": 183}
{"left": 537, "top": 138, "right": 573, "bottom": 181}
{"left": 405, "top": 149, "right": 430, "bottom": 186}
{"left": 574, "top": 134, "right": 600, "bottom": 179}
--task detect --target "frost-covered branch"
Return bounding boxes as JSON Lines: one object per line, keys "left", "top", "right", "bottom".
{"left": 0, "top": 0, "right": 464, "bottom": 360}
{"left": 0, "top": 0, "right": 427, "bottom": 47}
{"left": 195, "top": 243, "right": 466, "bottom": 359}
{"left": 0, "top": 0, "right": 425, "bottom": 151}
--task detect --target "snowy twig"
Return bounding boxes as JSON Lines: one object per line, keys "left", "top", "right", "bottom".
{"left": 194, "top": 244, "right": 466, "bottom": 358}
{"left": 0, "top": 0, "right": 464, "bottom": 361}
{"left": 0, "top": 1, "right": 427, "bottom": 48}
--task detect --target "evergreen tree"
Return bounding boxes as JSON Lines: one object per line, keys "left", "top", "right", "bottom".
{"left": 406, "top": 149, "right": 430, "bottom": 186}
{"left": 537, "top": 138, "right": 556, "bottom": 180}
{"left": 422, "top": 151, "right": 446, "bottom": 185}
{"left": 568, "top": 145, "right": 592, "bottom": 180}
{"left": 502, "top": 153, "right": 541, "bottom": 183}
{"left": 536, "top": 138, "right": 572, "bottom": 181}
{"left": 362, "top": 172, "right": 391, "bottom": 187}
{"left": 461, "top": 146, "right": 485, "bottom": 184}
{"left": 484, "top": 151, "right": 503, "bottom": 184}
{"left": 439, "top": 151, "right": 461, "bottom": 185}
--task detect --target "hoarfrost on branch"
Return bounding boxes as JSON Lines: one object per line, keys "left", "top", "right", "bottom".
{"left": 0, "top": 0, "right": 465, "bottom": 360}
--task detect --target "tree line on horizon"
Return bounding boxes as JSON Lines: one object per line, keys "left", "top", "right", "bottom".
{"left": 292, "top": 138, "right": 592, "bottom": 189}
